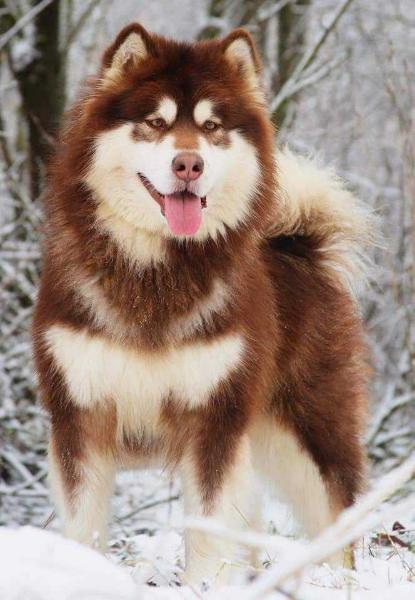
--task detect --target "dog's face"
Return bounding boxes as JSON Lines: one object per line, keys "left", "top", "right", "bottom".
{"left": 84, "top": 25, "right": 273, "bottom": 241}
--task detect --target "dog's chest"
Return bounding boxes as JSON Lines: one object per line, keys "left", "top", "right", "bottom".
{"left": 46, "top": 325, "right": 244, "bottom": 437}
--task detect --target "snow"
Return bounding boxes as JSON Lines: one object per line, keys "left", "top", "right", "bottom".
{"left": 1, "top": 474, "right": 414, "bottom": 599}
{"left": 0, "top": 523, "right": 414, "bottom": 599}
{"left": 0, "top": 527, "right": 137, "bottom": 600}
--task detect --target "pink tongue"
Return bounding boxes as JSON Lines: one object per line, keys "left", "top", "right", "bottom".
{"left": 164, "top": 192, "right": 202, "bottom": 236}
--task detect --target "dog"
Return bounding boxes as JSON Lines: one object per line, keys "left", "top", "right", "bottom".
{"left": 32, "top": 23, "right": 373, "bottom": 586}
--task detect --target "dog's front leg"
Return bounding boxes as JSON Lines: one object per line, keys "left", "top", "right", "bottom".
{"left": 179, "top": 396, "right": 256, "bottom": 588}
{"left": 46, "top": 390, "right": 116, "bottom": 550}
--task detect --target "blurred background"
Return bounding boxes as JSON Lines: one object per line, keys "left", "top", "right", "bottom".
{"left": 0, "top": 0, "right": 414, "bottom": 528}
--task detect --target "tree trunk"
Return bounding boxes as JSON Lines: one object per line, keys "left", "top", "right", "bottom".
{"left": 8, "top": 1, "right": 65, "bottom": 199}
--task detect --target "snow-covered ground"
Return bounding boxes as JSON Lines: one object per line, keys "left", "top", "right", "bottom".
{"left": 1, "top": 468, "right": 414, "bottom": 599}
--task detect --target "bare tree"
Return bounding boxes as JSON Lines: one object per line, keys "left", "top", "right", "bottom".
{"left": 0, "top": 0, "right": 103, "bottom": 198}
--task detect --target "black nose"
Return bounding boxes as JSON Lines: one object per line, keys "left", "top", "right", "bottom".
{"left": 172, "top": 152, "right": 204, "bottom": 181}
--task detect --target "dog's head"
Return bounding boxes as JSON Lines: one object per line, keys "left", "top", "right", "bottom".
{"left": 83, "top": 24, "right": 275, "bottom": 241}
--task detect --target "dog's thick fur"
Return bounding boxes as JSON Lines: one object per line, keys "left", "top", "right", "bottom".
{"left": 33, "top": 24, "right": 373, "bottom": 585}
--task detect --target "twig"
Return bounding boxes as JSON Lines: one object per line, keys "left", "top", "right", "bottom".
{"left": 256, "top": 0, "right": 292, "bottom": 24}
{"left": 42, "top": 511, "right": 56, "bottom": 529}
{"left": 60, "top": 0, "right": 102, "bottom": 55}
{"left": 0, "top": 488, "right": 49, "bottom": 498}
{"left": 380, "top": 526, "right": 415, "bottom": 576}
{"left": 282, "top": 51, "right": 348, "bottom": 99}
{"left": 0, "top": 466, "right": 47, "bottom": 495}
{"left": 1, "top": 448, "right": 42, "bottom": 487}
{"left": 117, "top": 494, "right": 180, "bottom": 523}
{"left": 0, "top": 112, "right": 13, "bottom": 171}
{"left": 0, "top": 306, "right": 32, "bottom": 340}
{"left": 374, "top": 426, "right": 412, "bottom": 447}
{"left": 367, "top": 391, "right": 414, "bottom": 445}
{"left": 27, "top": 111, "right": 56, "bottom": 147}
{"left": 248, "top": 495, "right": 415, "bottom": 598}
{"left": 0, "top": 0, "right": 56, "bottom": 52}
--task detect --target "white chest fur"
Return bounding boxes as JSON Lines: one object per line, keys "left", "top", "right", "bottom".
{"left": 45, "top": 326, "right": 244, "bottom": 438}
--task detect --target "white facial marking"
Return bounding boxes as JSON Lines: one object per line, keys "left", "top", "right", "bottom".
{"left": 193, "top": 99, "right": 215, "bottom": 126}
{"left": 46, "top": 326, "right": 244, "bottom": 439}
{"left": 85, "top": 116, "right": 260, "bottom": 244}
{"left": 85, "top": 124, "right": 166, "bottom": 236}
{"left": 194, "top": 132, "right": 259, "bottom": 239}
{"left": 152, "top": 97, "right": 178, "bottom": 126}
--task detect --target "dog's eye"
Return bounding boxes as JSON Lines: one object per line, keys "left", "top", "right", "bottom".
{"left": 146, "top": 118, "right": 167, "bottom": 129}
{"left": 203, "top": 120, "right": 219, "bottom": 132}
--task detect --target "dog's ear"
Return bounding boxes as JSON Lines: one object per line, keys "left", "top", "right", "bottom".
{"left": 102, "top": 23, "right": 155, "bottom": 79}
{"left": 221, "top": 29, "right": 263, "bottom": 97}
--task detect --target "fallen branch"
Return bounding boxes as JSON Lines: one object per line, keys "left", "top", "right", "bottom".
{"left": 185, "top": 515, "right": 298, "bottom": 555}
{"left": 248, "top": 452, "right": 415, "bottom": 598}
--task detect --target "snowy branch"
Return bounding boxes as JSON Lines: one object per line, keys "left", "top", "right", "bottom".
{"left": 60, "top": 0, "right": 103, "bottom": 55}
{"left": 256, "top": 0, "right": 292, "bottom": 24}
{"left": 0, "top": 0, "right": 56, "bottom": 52}
{"left": 185, "top": 451, "right": 415, "bottom": 597}
{"left": 247, "top": 452, "right": 415, "bottom": 597}
{"left": 270, "top": 0, "right": 356, "bottom": 114}
{"left": 367, "top": 390, "right": 415, "bottom": 446}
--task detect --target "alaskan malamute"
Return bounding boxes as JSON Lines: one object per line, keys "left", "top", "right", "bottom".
{"left": 33, "top": 23, "right": 372, "bottom": 586}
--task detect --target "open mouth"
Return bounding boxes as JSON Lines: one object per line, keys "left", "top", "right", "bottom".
{"left": 138, "top": 173, "right": 207, "bottom": 236}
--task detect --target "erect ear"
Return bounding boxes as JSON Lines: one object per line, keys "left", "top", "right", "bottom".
{"left": 102, "top": 23, "right": 155, "bottom": 79}
{"left": 221, "top": 29, "right": 263, "bottom": 96}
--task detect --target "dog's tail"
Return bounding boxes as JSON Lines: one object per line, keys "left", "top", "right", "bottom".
{"left": 266, "top": 147, "right": 378, "bottom": 299}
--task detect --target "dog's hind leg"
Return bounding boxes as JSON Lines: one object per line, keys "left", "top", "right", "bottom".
{"left": 251, "top": 417, "right": 364, "bottom": 566}
{"left": 252, "top": 420, "right": 339, "bottom": 535}
{"left": 48, "top": 400, "right": 116, "bottom": 550}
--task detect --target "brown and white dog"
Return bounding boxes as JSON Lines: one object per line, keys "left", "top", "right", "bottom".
{"left": 32, "top": 23, "right": 373, "bottom": 586}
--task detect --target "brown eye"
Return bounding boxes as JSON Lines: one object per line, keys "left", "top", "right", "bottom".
{"left": 146, "top": 117, "right": 167, "bottom": 129}
{"left": 203, "top": 120, "right": 219, "bottom": 132}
